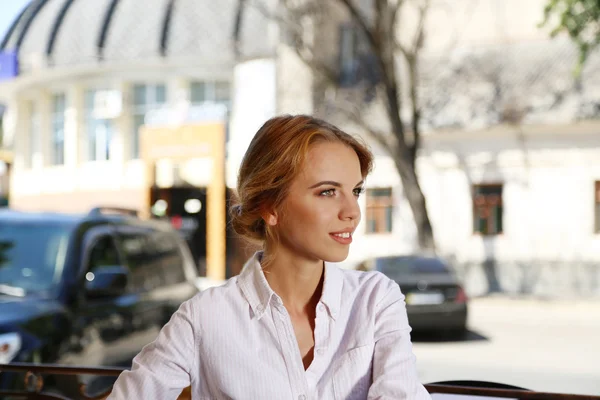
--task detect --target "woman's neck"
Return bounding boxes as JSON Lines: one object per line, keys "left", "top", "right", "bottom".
{"left": 261, "top": 249, "right": 324, "bottom": 314}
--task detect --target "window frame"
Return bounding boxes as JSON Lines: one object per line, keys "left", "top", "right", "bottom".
{"left": 80, "top": 226, "right": 125, "bottom": 278}
{"left": 84, "top": 89, "right": 114, "bottom": 162}
{"left": 51, "top": 93, "right": 66, "bottom": 166}
{"left": 594, "top": 181, "right": 600, "bottom": 234}
{"left": 339, "top": 22, "right": 359, "bottom": 86}
{"left": 131, "top": 83, "right": 167, "bottom": 159}
{"left": 189, "top": 80, "right": 231, "bottom": 108}
{"left": 472, "top": 183, "right": 504, "bottom": 236}
{"left": 365, "top": 187, "right": 394, "bottom": 234}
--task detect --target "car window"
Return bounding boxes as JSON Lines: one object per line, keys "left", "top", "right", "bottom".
{"left": 375, "top": 256, "right": 450, "bottom": 278}
{"left": 0, "top": 222, "right": 71, "bottom": 293}
{"left": 87, "top": 235, "right": 121, "bottom": 272}
{"left": 118, "top": 228, "right": 187, "bottom": 292}
{"left": 148, "top": 231, "right": 187, "bottom": 286}
{"left": 412, "top": 258, "right": 450, "bottom": 273}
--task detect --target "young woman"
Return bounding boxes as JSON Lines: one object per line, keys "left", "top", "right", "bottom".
{"left": 107, "top": 115, "right": 431, "bottom": 399}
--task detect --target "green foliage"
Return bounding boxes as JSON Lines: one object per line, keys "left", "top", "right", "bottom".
{"left": 541, "top": 0, "right": 600, "bottom": 76}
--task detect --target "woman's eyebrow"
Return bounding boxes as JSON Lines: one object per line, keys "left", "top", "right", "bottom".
{"left": 308, "top": 180, "right": 364, "bottom": 189}
{"left": 308, "top": 181, "right": 341, "bottom": 189}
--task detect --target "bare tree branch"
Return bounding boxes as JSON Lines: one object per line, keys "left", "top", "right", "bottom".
{"left": 233, "top": 0, "right": 247, "bottom": 57}
{"left": 411, "top": 0, "right": 430, "bottom": 54}
{"left": 391, "top": 0, "right": 405, "bottom": 26}
{"left": 338, "top": 0, "right": 379, "bottom": 51}
{"left": 252, "top": 0, "right": 436, "bottom": 251}
{"left": 330, "top": 99, "right": 396, "bottom": 153}
{"left": 247, "top": 0, "right": 294, "bottom": 31}
{"left": 293, "top": 48, "right": 339, "bottom": 84}
{"left": 393, "top": 0, "right": 429, "bottom": 58}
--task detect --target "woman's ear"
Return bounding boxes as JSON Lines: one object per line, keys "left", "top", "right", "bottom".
{"left": 261, "top": 209, "right": 278, "bottom": 226}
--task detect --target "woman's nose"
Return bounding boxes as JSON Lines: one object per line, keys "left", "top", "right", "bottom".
{"left": 340, "top": 195, "right": 360, "bottom": 221}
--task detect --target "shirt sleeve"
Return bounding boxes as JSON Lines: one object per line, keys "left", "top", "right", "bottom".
{"left": 367, "top": 277, "right": 432, "bottom": 400}
{"left": 106, "top": 297, "right": 198, "bottom": 399}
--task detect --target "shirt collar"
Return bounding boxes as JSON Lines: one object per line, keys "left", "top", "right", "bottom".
{"left": 321, "top": 261, "right": 343, "bottom": 320}
{"left": 238, "top": 252, "right": 274, "bottom": 320}
{"left": 237, "top": 252, "right": 343, "bottom": 320}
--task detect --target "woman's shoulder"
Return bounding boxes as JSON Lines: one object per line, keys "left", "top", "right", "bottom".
{"left": 338, "top": 267, "right": 400, "bottom": 299}
{"left": 339, "top": 266, "right": 394, "bottom": 285}
{"left": 333, "top": 267, "right": 404, "bottom": 322}
{"left": 186, "top": 276, "right": 246, "bottom": 313}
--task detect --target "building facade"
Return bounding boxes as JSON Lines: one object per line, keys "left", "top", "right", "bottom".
{"left": 0, "top": 0, "right": 283, "bottom": 279}
{"left": 1, "top": 0, "right": 599, "bottom": 296}
{"left": 304, "top": 0, "right": 600, "bottom": 297}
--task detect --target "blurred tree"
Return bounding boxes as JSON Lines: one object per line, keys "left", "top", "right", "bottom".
{"left": 540, "top": 0, "right": 600, "bottom": 76}
{"left": 239, "top": 0, "right": 436, "bottom": 251}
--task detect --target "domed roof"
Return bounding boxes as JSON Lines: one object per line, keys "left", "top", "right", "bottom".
{"left": 0, "top": 0, "right": 273, "bottom": 72}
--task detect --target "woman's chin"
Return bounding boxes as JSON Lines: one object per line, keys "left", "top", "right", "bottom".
{"left": 322, "top": 249, "right": 350, "bottom": 263}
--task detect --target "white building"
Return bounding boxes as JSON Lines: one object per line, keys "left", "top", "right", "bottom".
{"left": 338, "top": 0, "right": 600, "bottom": 297}
{"left": 0, "top": 0, "right": 280, "bottom": 210}
{"left": 0, "top": 0, "right": 289, "bottom": 278}
{"left": 1, "top": 0, "right": 599, "bottom": 296}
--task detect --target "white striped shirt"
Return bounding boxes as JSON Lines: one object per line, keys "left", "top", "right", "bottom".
{"left": 107, "top": 252, "right": 432, "bottom": 399}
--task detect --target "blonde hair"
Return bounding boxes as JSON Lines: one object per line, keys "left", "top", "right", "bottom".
{"left": 230, "top": 114, "right": 373, "bottom": 250}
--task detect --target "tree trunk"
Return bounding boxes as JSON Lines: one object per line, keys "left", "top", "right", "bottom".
{"left": 391, "top": 147, "right": 436, "bottom": 252}
{"left": 381, "top": 71, "right": 436, "bottom": 252}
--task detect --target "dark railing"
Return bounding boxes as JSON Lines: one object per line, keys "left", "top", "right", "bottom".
{"left": 0, "top": 363, "right": 125, "bottom": 400}
{"left": 425, "top": 383, "right": 600, "bottom": 400}
{"left": 1, "top": 363, "right": 599, "bottom": 400}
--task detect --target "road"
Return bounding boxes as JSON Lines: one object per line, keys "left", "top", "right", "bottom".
{"left": 411, "top": 296, "right": 600, "bottom": 396}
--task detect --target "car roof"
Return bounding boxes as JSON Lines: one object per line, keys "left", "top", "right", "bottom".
{"left": 0, "top": 209, "right": 85, "bottom": 225}
{"left": 0, "top": 208, "right": 173, "bottom": 231}
{"left": 372, "top": 254, "right": 452, "bottom": 271}
{"left": 377, "top": 254, "right": 443, "bottom": 262}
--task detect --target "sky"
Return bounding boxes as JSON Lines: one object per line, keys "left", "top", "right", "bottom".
{"left": 0, "top": 0, "right": 31, "bottom": 42}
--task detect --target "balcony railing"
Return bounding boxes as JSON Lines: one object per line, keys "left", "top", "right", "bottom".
{"left": 1, "top": 363, "right": 599, "bottom": 400}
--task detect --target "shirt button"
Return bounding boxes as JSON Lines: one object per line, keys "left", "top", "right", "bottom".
{"left": 318, "top": 304, "right": 325, "bottom": 312}
{"left": 256, "top": 305, "right": 264, "bottom": 313}
{"left": 316, "top": 348, "right": 324, "bottom": 355}
{"left": 298, "top": 395, "right": 306, "bottom": 400}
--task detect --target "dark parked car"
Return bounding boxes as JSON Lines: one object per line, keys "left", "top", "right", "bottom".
{"left": 0, "top": 207, "right": 199, "bottom": 396}
{"left": 368, "top": 255, "right": 468, "bottom": 335}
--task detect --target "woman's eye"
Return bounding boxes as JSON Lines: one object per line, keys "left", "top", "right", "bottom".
{"left": 320, "top": 189, "right": 335, "bottom": 196}
{"left": 353, "top": 187, "right": 365, "bottom": 197}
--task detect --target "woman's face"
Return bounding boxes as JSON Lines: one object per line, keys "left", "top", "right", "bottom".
{"left": 272, "top": 141, "right": 364, "bottom": 263}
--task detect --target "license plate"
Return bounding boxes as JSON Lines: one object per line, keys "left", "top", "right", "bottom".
{"left": 406, "top": 291, "right": 444, "bottom": 305}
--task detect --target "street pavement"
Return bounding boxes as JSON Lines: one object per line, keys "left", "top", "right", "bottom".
{"left": 411, "top": 296, "right": 600, "bottom": 396}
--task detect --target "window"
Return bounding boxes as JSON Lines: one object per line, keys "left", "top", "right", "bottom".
{"left": 375, "top": 256, "right": 450, "bottom": 279}
{"left": 84, "top": 90, "right": 114, "bottom": 162}
{"left": 29, "top": 102, "right": 40, "bottom": 168}
{"left": 190, "top": 81, "right": 231, "bottom": 108}
{"left": 0, "top": 222, "right": 71, "bottom": 292}
{"left": 339, "top": 24, "right": 359, "bottom": 86}
{"left": 366, "top": 188, "right": 393, "bottom": 234}
{"left": 88, "top": 236, "right": 121, "bottom": 271}
{"left": 119, "top": 230, "right": 186, "bottom": 292}
{"left": 51, "top": 93, "right": 66, "bottom": 165}
{"left": 131, "top": 83, "right": 166, "bottom": 158}
{"left": 595, "top": 181, "right": 600, "bottom": 233}
{"left": 473, "top": 184, "right": 503, "bottom": 235}
{"left": 338, "top": 22, "right": 379, "bottom": 88}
